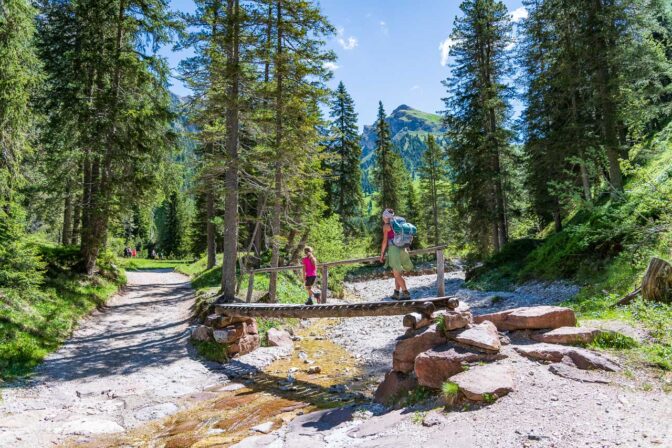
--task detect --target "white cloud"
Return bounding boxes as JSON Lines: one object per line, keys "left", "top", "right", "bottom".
{"left": 511, "top": 6, "right": 528, "bottom": 22}
{"left": 379, "top": 20, "right": 389, "bottom": 35}
{"left": 337, "top": 27, "right": 358, "bottom": 50}
{"left": 411, "top": 85, "right": 421, "bottom": 91}
{"left": 323, "top": 62, "right": 339, "bottom": 71}
{"left": 438, "top": 37, "right": 456, "bottom": 66}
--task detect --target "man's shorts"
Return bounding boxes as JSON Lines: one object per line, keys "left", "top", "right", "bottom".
{"left": 305, "top": 276, "right": 316, "bottom": 287}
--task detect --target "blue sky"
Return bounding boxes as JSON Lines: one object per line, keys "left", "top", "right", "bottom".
{"left": 163, "top": 0, "right": 526, "bottom": 129}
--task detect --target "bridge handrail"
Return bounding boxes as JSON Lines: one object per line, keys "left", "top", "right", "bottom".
{"left": 245, "top": 244, "right": 447, "bottom": 303}
{"left": 248, "top": 245, "right": 447, "bottom": 274}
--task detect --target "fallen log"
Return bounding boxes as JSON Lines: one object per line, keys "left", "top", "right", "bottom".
{"left": 612, "top": 287, "right": 642, "bottom": 307}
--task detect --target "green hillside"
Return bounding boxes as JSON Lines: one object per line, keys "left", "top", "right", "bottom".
{"left": 469, "top": 124, "right": 672, "bottom": 369}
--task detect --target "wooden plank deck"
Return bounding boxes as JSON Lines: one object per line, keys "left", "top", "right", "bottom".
{"left": 214, "top": 296, "right": 459, "bottom": 319}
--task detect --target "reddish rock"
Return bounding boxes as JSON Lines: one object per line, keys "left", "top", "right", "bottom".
{"left": 245, "top": 319, "right": 259, "bottom": 335}
{"left": 190, "top": 325, "right": 213, "bottom": 342}
{"left": 229, "top": 334, "right": 260, "bottom": 356}
{"left": 392, "top": 324, "right": 446, "bottom": 373}
{"left": 514, "top": 343, "right": 620, "bottom": 371}
{"left": 374, "top": 370, "right": 418, "bottom": 405}
{"left": 454, "top": 321, "right": 501, "bottom": 352}
{"left": 531, "top": 327, "right": 600, "bottom": 345}
{"left": 474, "top": 306, "right": 576, "bottom": 331}
{"left": 213, "top": 325, "right": 244, "bottom": 344}
{"left": 206, "top": 314, "right": 251, "bottom": 329}
{"left": 414, "top": 344, "right": 507, "bottom": 389}
{"left": 267, "top": 328, "right": 293, "bottom": 348}
{"left": 435, "top": 310, "right": 472, "bottom": 331}
{"left": 451, "top": 363, "right": 514, "bottom": 402}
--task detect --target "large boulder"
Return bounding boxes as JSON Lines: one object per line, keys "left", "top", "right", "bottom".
{"left": 453, "top": 321, "right": 501, "bottom": 352}
{"left": 451, "top": 363, "right": 514, "bottom": 402}
{"left": 474, "top": 306, "right": 576, "bottom": 331}
{"left": 229, "top": 334, "right": 260, "bottom": 356}
{"left": 515, "top": 343, "right": 620, "bottom": 371}
{"left": 190, "top": 325, "right": 213, "bottom": 342}
{"left": 392, "top": 324, "right": 446, "bottom": 373}
{"left": 213, "top": 325, "right": 245, "bottom": 344}
{"left": 374, "top": 370, "right": 418, "bottom": 405}
{"left": 266, "top": 328, "right": 293, "bottom": 348}
{"left": 414, "top": 344, "right": 507, "bottom": 389}
{"left": 531, "top": 327, "right": 600, "bottom": 345}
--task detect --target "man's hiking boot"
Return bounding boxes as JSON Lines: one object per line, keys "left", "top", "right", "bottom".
{"left": 305, "top": 298, "right": 314, "bottom": 306}
{"left": 400, "top": 290, "right": 411, "bottom": 300}
{"left": 391, "top": 290, "right": 400, "bottom": 300}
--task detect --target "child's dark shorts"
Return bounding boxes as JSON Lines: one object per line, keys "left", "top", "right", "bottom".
{"left": 305, "top": 276, "right": 316, "bottom": 287}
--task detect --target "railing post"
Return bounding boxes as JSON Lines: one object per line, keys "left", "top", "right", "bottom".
{"left": 246, "top": 271, "right": 255, "bottom": 303}
{"left": 436, "top": 249, "right": 445, "bottom": 296}
{"left": 321, "top": 265, "right": 328, "bottom": 304}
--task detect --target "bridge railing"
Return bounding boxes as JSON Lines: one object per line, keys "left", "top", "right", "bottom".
{"left": 246, "top": 245, "right": 447, "bottom": 303}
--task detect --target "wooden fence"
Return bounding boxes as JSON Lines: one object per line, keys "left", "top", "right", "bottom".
{"left": 246, "top": 245, "right": 447, "bottom": 303}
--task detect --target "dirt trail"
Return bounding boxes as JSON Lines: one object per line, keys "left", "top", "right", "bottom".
{"left": 0, "top": 270, "right": 229, "bottom": 447}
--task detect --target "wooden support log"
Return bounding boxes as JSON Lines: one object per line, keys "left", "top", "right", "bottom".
{"left": 214, "top": 296, "right": 459, "bottom": 319}
{"left": 403, "top": 312, "right": 434, "bottom": 330}
{"left": 641, "top": 257, "right": 672, "bottom": 304}
{"left": 320, "top": 265, "right": 328, "bottom": 304}
{"left": 246, "top": 273, "right": 255, "bottom": 303}
{"left": 436, "top": 249, "right": 445, "bottom": 297}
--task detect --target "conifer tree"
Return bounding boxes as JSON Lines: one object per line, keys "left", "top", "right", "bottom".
{"left": 324, "top": 81, "right": 363, "bottom": 232}
{"left": 266, "top": 0, "right": 335, "bottom": 301}
{"left": 443, "top": 0, "right": 513, "bottom": 252}
{"left": 418, "top": 135, "right": 449, "bottom": 245}
{"left": 372, "top": 101, "right": 403, "bottom": 212}
{"left": 38, "top": 0, "right": 178, "bottom": 274}
{"left": 0, "top": 0, "right": 44, "bottom": 294}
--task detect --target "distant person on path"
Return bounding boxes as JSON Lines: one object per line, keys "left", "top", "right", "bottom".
{"left": 302, "top": 246, "right": 318, "bottom": 305}
{"left": 131, "top": 248, "right": 137, "bottom": 257}
{"left": 151, "top": 248, "right": 157, "bottom": 259}
{"left": 379, "top": 208, "right": 413, "bottom": 300}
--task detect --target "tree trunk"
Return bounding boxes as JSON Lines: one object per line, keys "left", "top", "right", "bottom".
{"left": 71, "top": 192, "right": 81, "bottom": 245}
{"left": 641, "top": 257, "right": 672, "bottom": 304}
{"left": 269, "top": 0, "right": 283, "bottom": 303}
{"left": 220, "top": 0, "right": 241, "bottom": 299}
{"left": 206, "top": 189, "right": 216, "bottom": 269}
{"left": 62, "top": 183, "right": 73, "bottom": 245}
{"left": 552, "top": 209, "right": 562, "bottom": 233}
{"left": 592, "top": 0, "right": 623, "bottom": 195}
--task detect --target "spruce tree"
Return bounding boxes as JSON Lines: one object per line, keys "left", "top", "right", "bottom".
{"left": 0, "top": 0, "right": 44, "bottom": 295}
{"left": 372, "top": 101, "right": 403, "bottom": 212}
{"left": 443, "top": 0, "right": 513, "bottom": 252}
{"left": 38, "top": 0, "right": 178, "bottom": 274}
{"left": 418, "top": 135, "right": 449, "bottom": 246}
{"left": 324, "top": 81, "right": 363, "bottom": 232}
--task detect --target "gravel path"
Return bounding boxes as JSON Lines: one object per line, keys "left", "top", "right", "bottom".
{"left": 0, "top": 270, "right": 230, "bottom": 447}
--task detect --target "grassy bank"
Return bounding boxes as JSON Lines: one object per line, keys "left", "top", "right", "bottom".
{"left": 468, "top": 124, "right": 672, "bottom": 371}
{"left": 118, "top": 257, "right": 194, "bottom": 271}
{"left": 0, "top": 245, "right": 125, "bottom": 380}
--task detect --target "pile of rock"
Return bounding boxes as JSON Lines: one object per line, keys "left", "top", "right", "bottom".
{"left": 190, "top": 314, "right": 260, "bottom": 357}
{"left": 376, "top": 305, "right": 621, "bottom": 407}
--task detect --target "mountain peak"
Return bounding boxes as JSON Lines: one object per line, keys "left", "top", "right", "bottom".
{"left": 392, "top": 104, "right": 413, "bottom": 113}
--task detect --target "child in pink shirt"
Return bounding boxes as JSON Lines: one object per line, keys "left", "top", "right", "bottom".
{"left": 302, "top": 246, "right": 318, "bottom": 305}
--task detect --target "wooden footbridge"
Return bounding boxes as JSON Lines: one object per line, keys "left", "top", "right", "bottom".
{"left": 214, "top": 245, "right": 457, "bottom": 320}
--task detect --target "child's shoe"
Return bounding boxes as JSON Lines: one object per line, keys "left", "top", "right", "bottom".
{"left": 305, "top": 298, "right": 314, "bottom": 305}
{"left": 391, "top": 289, "right": 400, "bottom": 300}
{"left": 400, "top": 290, "right": 411, "bottom": 300}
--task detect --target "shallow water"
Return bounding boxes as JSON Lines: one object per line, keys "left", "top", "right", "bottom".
{"left": 67, "top": 318, "right": 367, "bottom": 447}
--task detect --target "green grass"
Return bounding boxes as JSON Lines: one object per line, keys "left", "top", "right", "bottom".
{"left": 0, "top": 245, "right": 124, "bottom": 380}
{"left": 192, "top": 340, "right": 229, "bottom": 363}
{"left": 119, "top": 257, "right": 194, "bottom": 271}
